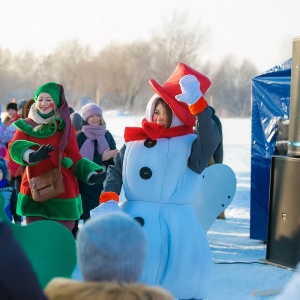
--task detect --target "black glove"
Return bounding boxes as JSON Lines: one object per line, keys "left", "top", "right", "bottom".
{"left": 88, "top": 173, "right": 103, "bottom": 185}
{"left": 28, "top": 144, "right": 54, "bottom": 163}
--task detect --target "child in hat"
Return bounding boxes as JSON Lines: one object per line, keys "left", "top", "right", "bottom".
{"left": 3, "top": 102, "right": 20, "bottom": 127}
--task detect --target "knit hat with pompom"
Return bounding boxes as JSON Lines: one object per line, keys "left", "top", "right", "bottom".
{"left": 77, "top": 211, "right": 146, "bottom": 283}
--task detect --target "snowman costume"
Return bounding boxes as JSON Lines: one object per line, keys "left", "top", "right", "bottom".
{"left": 94, "top": 63, "right": 221, "bottom": 299}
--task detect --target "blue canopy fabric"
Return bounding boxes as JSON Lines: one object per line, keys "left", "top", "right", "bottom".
{"left": 250, "top": 59, "right": 291, "bottom": 241}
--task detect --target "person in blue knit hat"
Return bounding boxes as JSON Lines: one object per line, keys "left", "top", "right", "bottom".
{"left": 45, "top": 212, "right": 173, "bottom": 299}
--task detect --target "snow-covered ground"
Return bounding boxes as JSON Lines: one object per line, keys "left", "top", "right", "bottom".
{"left": 103, "top": 112, "right": 296, "bottom": 300}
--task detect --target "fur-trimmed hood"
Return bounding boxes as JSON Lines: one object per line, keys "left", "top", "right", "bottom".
{"left": 45, "top": 278, "right": 174, "bottom": 300}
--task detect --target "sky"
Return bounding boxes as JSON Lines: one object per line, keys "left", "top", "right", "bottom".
{"left": 0, "top": 0, "right": 299, "bottom": 73}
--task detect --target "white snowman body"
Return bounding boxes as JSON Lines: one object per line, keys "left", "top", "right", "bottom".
{"left": 121, "top": 134, "right": 212, "bottom": 300}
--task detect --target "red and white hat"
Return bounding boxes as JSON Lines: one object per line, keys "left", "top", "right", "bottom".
{"left": 149, "top": 62, "right": 211, "bottom": 127}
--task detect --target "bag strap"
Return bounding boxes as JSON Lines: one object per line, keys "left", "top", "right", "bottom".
{"left": 58, "top": 152, "right": 62, "bottom": 172}
{"left": 15, "top": 164, "right": 25, "bottom": 177}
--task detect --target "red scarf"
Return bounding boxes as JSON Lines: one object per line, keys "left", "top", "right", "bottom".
{"left": 124, "top": 118, "right": 194, "bottom": 142}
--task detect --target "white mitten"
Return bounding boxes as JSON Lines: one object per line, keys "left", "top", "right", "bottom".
{"left": 90, "top": 200, "right": 122, "bottom": 218}
{"left": 175, "top": 75, "right": 203, "bottom": 105}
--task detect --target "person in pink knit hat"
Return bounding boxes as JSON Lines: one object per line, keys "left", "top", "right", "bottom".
{"left": 72, "top": 103, "right": 118, "bottom": 238}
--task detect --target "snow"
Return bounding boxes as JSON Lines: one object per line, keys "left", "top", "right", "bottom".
{"left": 102, "top": 111, "right": 297, "bottom": 300}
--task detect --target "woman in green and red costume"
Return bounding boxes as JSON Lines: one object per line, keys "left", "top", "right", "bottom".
{"left": 9, "top": 82, "right": 104, "bottom": 231}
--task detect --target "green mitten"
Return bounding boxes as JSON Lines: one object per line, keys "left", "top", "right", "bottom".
{"left": 0, "top": 195, "right": 76, "bottom": 289}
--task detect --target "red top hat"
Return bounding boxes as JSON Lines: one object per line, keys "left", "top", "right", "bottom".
{"left": 149, "top": 62, "right": 211, "bottom": 127}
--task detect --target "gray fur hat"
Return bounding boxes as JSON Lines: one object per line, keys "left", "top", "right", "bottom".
{"left": 77, "top": 212, "right": 147, "bottom": 283}
{"left": 70, "top": 112, "right": 83, "bottom": 131}
{"left": 18, "top": 99, "right": 27, "bottom": 110}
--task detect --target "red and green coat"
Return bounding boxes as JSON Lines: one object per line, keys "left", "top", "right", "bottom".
{"left": 9, "top": 119, "right": 103, "bottom": 221}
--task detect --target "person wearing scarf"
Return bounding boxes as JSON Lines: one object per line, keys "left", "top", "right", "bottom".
{"left": 93, "top": 63, "right": 221, "bottom": 300}
{"left": 9, "top": 82, "right": 104, "bottom": 231}
{"left": 72, "top": 103, "right": 117, "bottom": 237}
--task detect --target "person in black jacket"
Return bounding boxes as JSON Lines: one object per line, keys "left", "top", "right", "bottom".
{"left": 209, "top": 106, "right": 223, "bottom": 164}
{"left": 208, "top": 105, "right": 226, "bottom": 219}
{"left": 72, "top": 103, "right": 118, "bottom": 238}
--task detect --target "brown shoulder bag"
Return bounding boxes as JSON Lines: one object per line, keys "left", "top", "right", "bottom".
{"left": 26, "top": 153, "right": 65, "bottom": 202}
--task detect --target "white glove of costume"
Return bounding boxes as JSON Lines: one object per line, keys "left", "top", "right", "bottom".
{"left": 175, "top": 75, "right": 203, "bottom": 105}
{"left": 90, "top": 200, "right": 121, "bottom": 218}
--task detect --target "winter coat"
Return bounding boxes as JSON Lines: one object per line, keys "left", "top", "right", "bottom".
{"left": 9, "top": 119, "right": 102, "bottom": 221}
{"left": 0, "top": 179, "right": 21, "bottom": 222}
{"left": 3, "top": 114, "right": 20, "bottom": 127}
{"left": 76, "top": 130, "right": 116, "bottom": 220}
{"left": 0, "top": 120, "right": 21, "bottom": 178}
{"left": 44, "top": 278, "right": 174, "bottom": 300}
{"left": 0, "top": 220, "right": 47, "bottom": 300}
{"left": 209, "top": 106, "right": 223, "bottom": 163}
{"left": 103, "top": 106, "right": 220, "bottom": 299}
{"left": 0, "top": 121, "right": 15, "bottom": 144}
{"left": 0, "top": 120, "right": 15, "bottom": 157}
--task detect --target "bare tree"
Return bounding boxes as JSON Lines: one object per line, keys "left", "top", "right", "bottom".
{"left": 234, "top": 59, "right": 258, "bottom": 117}
{"left": 0, "top": 16, "right": 259, "bottom": 118}
{"left": 0, "top": 49, "right": 19, "bottom": 103}
{"left": 149, "top": 11, "right": 210, "bottom": 83}
{"left": 207, "top": 56, "right": 258, "bottom": 117}
{"left": 39, "top": 40, "right": 93, "bottom": 107}
{"left": 95, "top": 41, "right": 153, "bottom": 111}
{"left": 95, "top": 12, "right": 211, "bottom": 112}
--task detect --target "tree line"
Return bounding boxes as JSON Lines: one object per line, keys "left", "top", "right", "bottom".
{"left": 0, "top": 13, "right": 258, "bottom": 117}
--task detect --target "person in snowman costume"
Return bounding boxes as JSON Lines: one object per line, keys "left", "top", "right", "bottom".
{"left": 92, "top": 62, "right": 221, "bottom": 300}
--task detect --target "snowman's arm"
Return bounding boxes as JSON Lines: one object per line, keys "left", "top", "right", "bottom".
{"left": 102, "top": 144, "right": 125, "bottom": 196}
{"left": 188, "top": 105, "right": 221, "bottom": 174}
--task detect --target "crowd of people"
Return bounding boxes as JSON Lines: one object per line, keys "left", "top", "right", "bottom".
{"left": 3, "top": 62, "right": 289, "bottom": 300}
{"left": 0, "top": 63, "right": 221, "bottom": 299}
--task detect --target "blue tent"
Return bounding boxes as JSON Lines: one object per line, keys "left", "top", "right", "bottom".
{"left": 250, "top": 59, "right": 292, "bottom": 241}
